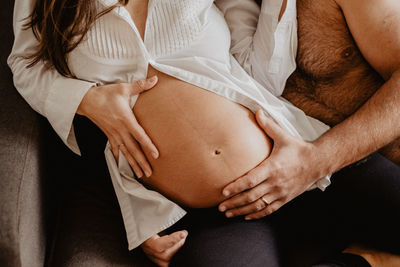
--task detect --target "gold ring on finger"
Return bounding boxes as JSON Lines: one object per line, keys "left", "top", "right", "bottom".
{"left": 261, "top": 196, "right": 270, "bottom": 206}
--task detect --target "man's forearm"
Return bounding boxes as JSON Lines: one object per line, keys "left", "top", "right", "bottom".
{"left": 314, "top": 69, "right": 400, "bottom": 174}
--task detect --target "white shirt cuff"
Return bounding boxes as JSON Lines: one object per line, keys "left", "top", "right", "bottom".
{"left": 45, "top": 78, "right": 96, "bottom": 155}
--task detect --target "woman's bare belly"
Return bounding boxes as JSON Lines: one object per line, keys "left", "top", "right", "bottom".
{"left": 132, "top": 67, "right": 272, "bottom": 208}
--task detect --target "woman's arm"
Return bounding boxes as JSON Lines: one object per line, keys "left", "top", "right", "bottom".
{"left": 8, "top": 1, "right": 187, "bottom": 262}
{"left": 7, "top": 0, "right": 96, "bottom": 155}
{"left": 8, "top": 0, "right": 160, "bottom": 176}
{"left": 215, "top": 0, "right": 295, "bottom": 96}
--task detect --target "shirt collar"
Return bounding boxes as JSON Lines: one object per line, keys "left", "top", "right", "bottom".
{"left": 98, "top": 0, "right": 119, "bottom": 8}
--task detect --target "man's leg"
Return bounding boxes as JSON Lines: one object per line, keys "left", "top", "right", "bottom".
{"left": 274, "top": 153, "right": 400, "bottom": 266}
{"left": 325, "top": 153, "right": 400, "bottom": 253}
{"left": 169, "top": 153, "right": 400, "bottom": 267}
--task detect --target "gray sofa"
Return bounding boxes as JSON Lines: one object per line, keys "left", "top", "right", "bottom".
{"left": 0, "top": 1, "right": 46, "bottom": 266}
{"left": 0, "top": 1, "right": 154, "bottom": 266}
{"left": 2, "top": 0, "right": 330, "bottom": 266}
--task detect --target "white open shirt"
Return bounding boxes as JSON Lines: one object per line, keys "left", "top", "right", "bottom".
{"left": 8, "top": 0, "right": 331, "bottom": 250}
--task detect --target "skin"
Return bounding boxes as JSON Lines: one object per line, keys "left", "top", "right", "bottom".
{"left": 219, "top": 0, "right": 400, "bottom": 222}
{"left": 123, "top": 0, "right": 188, "bottom": 265}
{"left": 133, "top": 71, "right": 272, "bottom": 208}
{"left": 219, "top": 0, "right": 400, "bottom": 263}
{"left": 141, "top": 230, "right": 188, "bottom": 267}
{"left": 344, "top": 245, "right": 400, "bottom": 267}
{"left": 76, "top": 76, "right": 160, "bottom": 178}
{"left": 77, "top": 0, "right": 400, "bottom": 265}
{"left": 80, "top": 1, "right": 192, "bottom": 265}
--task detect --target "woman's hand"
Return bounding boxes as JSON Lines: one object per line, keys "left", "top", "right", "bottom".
{"left": 218, "top": 110, "right": 329, "bottom": 220}
{"left": 77, "top": 76, "right": 159, "bottom": 178}
{"left": 141, "top": 230, "right": 188, "bottom": 267}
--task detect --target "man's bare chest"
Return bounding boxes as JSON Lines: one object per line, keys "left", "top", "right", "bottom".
{"left": 283, "top": 0, "right": 383, "bottom": 125}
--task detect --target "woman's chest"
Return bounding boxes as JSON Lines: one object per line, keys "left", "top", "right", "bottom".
{"left": 68, "top": 0, "right": 230, "bottom": 83}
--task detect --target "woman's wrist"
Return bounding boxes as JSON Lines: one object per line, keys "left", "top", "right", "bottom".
{"left": 76, "top": 85, "right": 97, "bottom": 116}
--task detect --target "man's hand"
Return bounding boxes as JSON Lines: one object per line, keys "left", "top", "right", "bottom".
{"left": 77, "top": 76, "right": 159, "bottom": 178}
{"left": 141, "top": 230, "right": 188, "bottom": 267}
{"left": 218, "top": 110, "right": 329, "bottom": 220}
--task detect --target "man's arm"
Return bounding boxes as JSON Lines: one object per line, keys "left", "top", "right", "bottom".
{"left": 316, "top": 0, "right": 400, "bottom": 172}
{"left": 219, "top": 0, "right": 400, "bottom": 219}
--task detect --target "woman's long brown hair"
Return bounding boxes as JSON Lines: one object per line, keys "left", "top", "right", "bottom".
{"left": 25, "top": 0, "right": 128, "bottom": 77}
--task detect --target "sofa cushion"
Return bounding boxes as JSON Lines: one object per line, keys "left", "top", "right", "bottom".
{"left": 0, "top": 0, "right": 49, "bottom": 266}
{"left": 47, "top": 159, "right": 154, "bottom": 267}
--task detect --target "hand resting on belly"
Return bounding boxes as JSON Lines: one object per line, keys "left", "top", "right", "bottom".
{"left": 133, "top": 69, "right": 272, "bottom": 208}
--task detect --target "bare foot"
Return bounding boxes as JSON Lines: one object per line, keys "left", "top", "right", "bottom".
{"left": 344, "top": 244, "right": 400, "bottom": 267}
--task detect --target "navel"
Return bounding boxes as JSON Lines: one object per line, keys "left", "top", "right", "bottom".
{"left": 214, "top": 149, "right": 222, "bottom": 156}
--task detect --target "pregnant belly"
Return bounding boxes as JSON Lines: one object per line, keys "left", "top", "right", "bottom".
{"left": 133, "top": 69, "right": 272, "bottom": 208}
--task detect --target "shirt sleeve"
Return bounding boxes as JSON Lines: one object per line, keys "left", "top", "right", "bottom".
{"left": 216, "top": 0, "right": 331, "bottom": 191}
{"left": 215, "top": 0, "right": 298, "bottom": 96}
{"left": 104, "top": 144, "right": 187, "bottom": 250}
{"left": 7, "top": 0, "right": 97, "bottom": 155}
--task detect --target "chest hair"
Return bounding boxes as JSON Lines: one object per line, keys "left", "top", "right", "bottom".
{"left": 282, "top": 0, "right": 400, "bottom": 164}
{"left": 283, "top": 0, "right": 383, "bottom": 126}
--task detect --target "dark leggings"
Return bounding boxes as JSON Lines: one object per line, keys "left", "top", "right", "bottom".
{"left": 168, "top": 153, "right": 400, "bottom": 267}
{"left": 73, "top": 116, "right": 400, "bottom": 267}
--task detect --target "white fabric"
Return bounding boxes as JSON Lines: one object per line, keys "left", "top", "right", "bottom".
{"left": 8, "top": 0, "right": 331, "bottom": 250}
{"left": 7, "top": 0, "right": 96, "bottom": 155}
